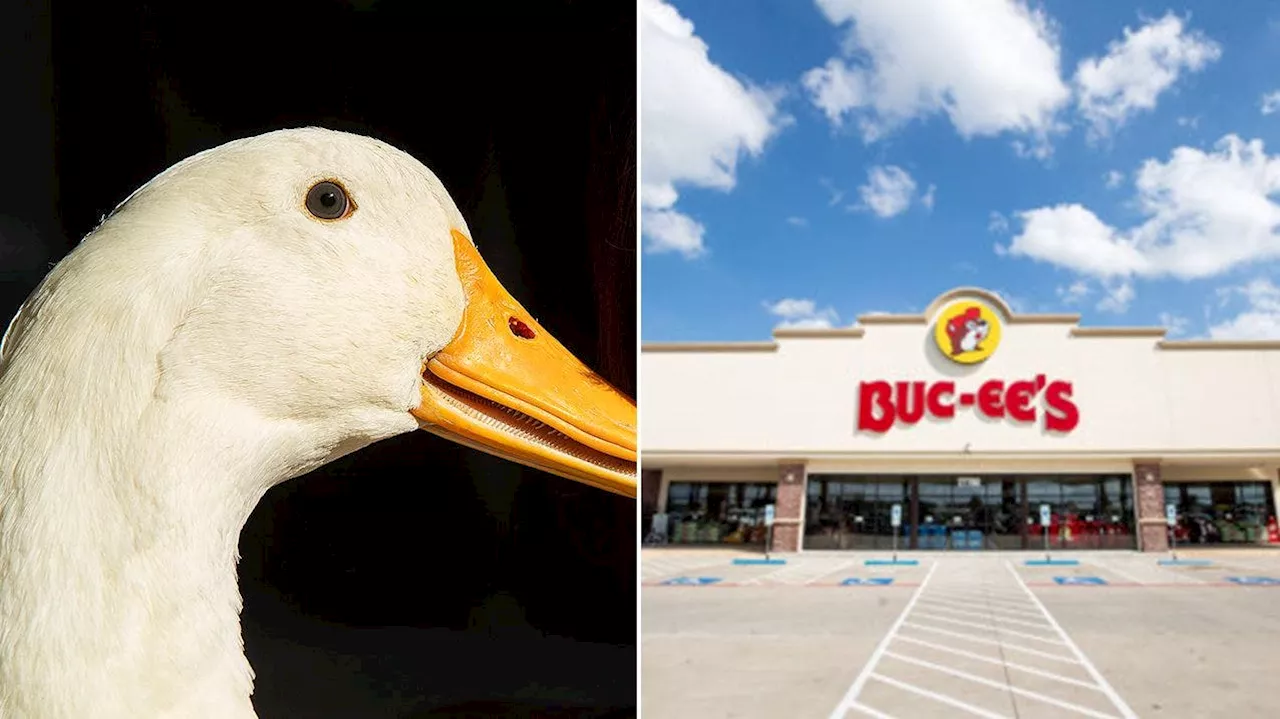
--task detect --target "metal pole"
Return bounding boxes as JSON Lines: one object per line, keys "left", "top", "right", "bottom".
{"left": 766, "top": 525, "right": 773, "bottom": 562}
{"left": 1044, "top": 523, "right": 1050, "bottom": 562}
{"left": 892, "top": 525, "right": 898, "bottom": 563}
{"left": 1170, "top": 524, "right": 1177, "bottom": 562}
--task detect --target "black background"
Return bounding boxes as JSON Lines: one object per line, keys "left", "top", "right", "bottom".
{"left": 1, "top": 1, "right": 636, "bottom": 717}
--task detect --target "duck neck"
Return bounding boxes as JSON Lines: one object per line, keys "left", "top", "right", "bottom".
{"left": 0, "top": 362, "right": 296, "bottom": 717}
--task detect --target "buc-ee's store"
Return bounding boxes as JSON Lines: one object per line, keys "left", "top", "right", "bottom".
{"left": 640, "top": 288, "right": 1280, "bottom": 553}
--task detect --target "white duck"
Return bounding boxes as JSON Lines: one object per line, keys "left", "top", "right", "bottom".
{"left": 0, "top": 127, "right": 637, "bottom": 718}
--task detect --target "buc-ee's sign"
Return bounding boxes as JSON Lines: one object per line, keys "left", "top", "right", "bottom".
{"left": 856, "top": 298, "right": 1080, "bottom": 434}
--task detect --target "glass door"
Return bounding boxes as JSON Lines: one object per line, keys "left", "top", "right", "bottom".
{"left": 915, "top": 476, "right": 1014, "bottom": 550}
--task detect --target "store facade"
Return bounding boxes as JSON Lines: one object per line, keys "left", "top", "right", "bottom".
{"left": 640, "top": 288, "right": 1280, "bottom": 553}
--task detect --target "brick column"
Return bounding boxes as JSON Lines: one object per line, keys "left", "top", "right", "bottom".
{"left": 641, "top": 469, "right": 661, "bottom": 538}
{"left": 1133, "top": 462, "right": 1168, "bottom": 552}
{"left": 771, "top": 462, "right": 806, "bottom": 552}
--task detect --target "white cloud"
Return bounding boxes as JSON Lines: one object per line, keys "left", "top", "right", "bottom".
{"left": 1002, "top": 135, "right": 1280, "bottom": 283}
{"left": 1262, "top": 90, "right": 1280, "bottom": 116}
{"left": 1056, "top": 280, "right": 1091, "bottom": 304}
{"left": 1104, "top": 170, "right": 1124, "bottom": 188}
{"left": 802, "top": 0, "right": 1070, "bottom": 153}
{"left": 1074, "top": 13, "right": 1221, "bottom": 140}
{"left": 1158, "top": 311, "right": 1189, "bottom": 337}
{"left": 642, "top": 209, "right": 707, "bottom": 259}
{"left": 786, "top": 216, "right": 809, "bottom": 227}
{"left": 1208, "top": 278, "right": 1280, "bottom": 339}
{"left": 857, "top": 165, "right": 918, "bottom": 218}
{"left": 764, "top": 298, "right": 840, "bottom": 329}
{"left": 1096, "top": 279, "right": 1135, "bottom": 313}
{"left": 1176, "top": 115, "right": 1200, "bottom": 128}
{"left": 640, "top": 0, "right": 786, "bottom": 257}
{"left": 988, "top": 211, "right": 1010, "bottom": 234}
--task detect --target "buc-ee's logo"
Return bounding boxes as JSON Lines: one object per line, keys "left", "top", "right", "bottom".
{"left": 934, "top": 299, "right": 1001, "bottom": 364}
{"left": 855, "top": 297, "right": 1080, "bottom": 434}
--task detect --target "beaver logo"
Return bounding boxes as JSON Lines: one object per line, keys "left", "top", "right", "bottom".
{"left": 944, "top": 306, "right": 988, "bottom": 356}
{"left": 932, "top": 299, "right": 1001, "bottom": 364}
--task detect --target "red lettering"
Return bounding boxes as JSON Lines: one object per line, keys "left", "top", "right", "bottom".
{"left": 1005, "top": 379, "right": 1036, "bottom": 422}
{"left": 857, "top": 381, "right": 895, "bottom": 432}
{"left": 977, "top": 379, "right": 1005, "bottom": 418}
{"left": 857, "top": 376, "right": 1078, "bottom": 432}
{"left": 926, "top": 381, "right": 956, "bottom": 418}
{"left": 1044, "top": 380, "right": 1079, "bottom": 433}
{"left": 895, "top": 381, "right": 926, "bottom": 424}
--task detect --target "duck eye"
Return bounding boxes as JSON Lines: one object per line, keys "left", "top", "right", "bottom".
{"left": 305, "top": 180, "right": 350, "bottom": 220}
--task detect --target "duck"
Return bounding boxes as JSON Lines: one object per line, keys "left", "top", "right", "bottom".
{"left": 0, "top": 127, "right": 637, "bottom": 719}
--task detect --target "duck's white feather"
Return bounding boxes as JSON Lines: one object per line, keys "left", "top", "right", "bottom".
{"left": 0, "top": 128, "right": 476, "bottom": 718}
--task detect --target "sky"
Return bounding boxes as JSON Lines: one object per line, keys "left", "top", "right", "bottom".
{"left": 640, "top": 0, "right": 1280, "bottom": 342}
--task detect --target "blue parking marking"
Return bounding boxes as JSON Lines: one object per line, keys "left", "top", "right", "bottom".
{"left": 661, "top": 576, "right": 722, "bottom": 586}
{"left": 1053, "top": 576, "right": 1107, "bottom": 585}
{"left": 1158, "top": 559, "right": 1212, "bottom": 566}
{"left": 842, "top": 577, "right": 895, "bottom": 586}
{"left": 1025, "top": 559, "right": 1080, "bottom": 566}
{"left": 1225, "top": 576, "right": 1280, "bottom": 586}
{"left": 865, "top": 559, "right": 919, "bottom": 566}
{"left": 732, "top": 558, "right": 786, "bottom": 565}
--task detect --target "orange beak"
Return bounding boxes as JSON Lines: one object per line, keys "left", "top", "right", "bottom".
{"left": 410, "top": 230, "right": 637, "bottom": 497}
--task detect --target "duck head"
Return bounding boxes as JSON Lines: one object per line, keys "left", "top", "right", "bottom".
{"left": 3, "top": 127, "right": 636, "bottom": 496}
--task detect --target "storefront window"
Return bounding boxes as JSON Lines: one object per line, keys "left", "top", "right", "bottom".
{"left": 663, "top": 482, "right": 777, "bottom": 545}
{"left": 803, "top": 474, "right": 1136, "bottom": 551}
{"left": 804, "top": 476, "right": 909, "bottom": 550}
{"left": 1164, "top": 481, "right": 1277, "bottom": 545}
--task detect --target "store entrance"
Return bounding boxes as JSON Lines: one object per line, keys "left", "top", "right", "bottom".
{"left": 803, "top": 474, "right": 1137, "bottom": 551}
{"left": 916, "top": 476, "right": 1024, "bottom": 550}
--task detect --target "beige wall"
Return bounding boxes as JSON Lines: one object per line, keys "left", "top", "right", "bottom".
{"left": 641, "top": 288, "right": 1280, "bottom": 463}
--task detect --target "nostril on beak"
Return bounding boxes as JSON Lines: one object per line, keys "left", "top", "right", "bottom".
{"left": 508, "top": 317, "right": 536, "bottom": 340}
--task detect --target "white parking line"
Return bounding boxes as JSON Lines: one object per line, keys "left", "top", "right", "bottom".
{"left": 848, "top": 701, "right": 897, "bottom": 719}
{"left": 1083, "top": 558, "right": 1144, "bottom": 585}
{"left": 909, "top": 612, "right": 1064, "bottom": 644}
{"left": 826, "top": 562, "right": 939, "bottom": 719}
{"left": 909, "top": 603, "right": 1055, "bottom": 630}
{"left": 926, "top": 590, "right": 1040, "bottom": 607}
{"left": 641, "top": 557, "right": 731, "bottom": 580}
{"left": 805, "top": 559, "right": 858, "bottom": 585}
{"left": 899, "top": 622, "right": 1079, "bottom": 664}
{"left": 867, "top": 673, "right": 1009, "bottom": 719}
{"left": 882, "top": 651, "right": 1120, "bottom": 719}
{"left": 916, "top": 598, "right": 1046, "bottom": 620}
{"left": 741, "top": 564, "right": 801, "bottom": 585}
{"left": 893, "top": 635, "right": 1102, "bottom": 691}
{"left": 1006, "top": 561, "right": 1139, "bottom": 719}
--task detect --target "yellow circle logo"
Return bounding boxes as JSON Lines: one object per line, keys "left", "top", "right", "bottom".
{"left": 933, "top": 299, "right": 1002, "bottom": 364}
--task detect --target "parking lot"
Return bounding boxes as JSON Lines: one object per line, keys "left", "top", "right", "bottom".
{"left": 641, "top": 549, "right": 1280, "bottom": 718}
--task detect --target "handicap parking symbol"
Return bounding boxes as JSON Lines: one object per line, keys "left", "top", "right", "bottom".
{"left": 1226, "top": 576, "right": 1280, "bottom": 586}
{"left": 661, "top": 576, "right": 722, "bottom": 586}
{"left": 841, "top": 577, "right": 894, "bottom": 586}
{"left": 1053, "top": 576, "right": 1107, "bottom": 586}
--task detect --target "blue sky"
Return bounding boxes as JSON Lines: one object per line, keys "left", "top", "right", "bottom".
{"left": 640, "top": 0, "right": 1280, "bottom": 342}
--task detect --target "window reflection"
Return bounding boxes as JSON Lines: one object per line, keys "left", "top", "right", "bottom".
{"left": 1164, "top": 481, "right": 1277, "bottom": 545}
{"left": 803, "top": 474, "right": 1136, "bottom": 550}
{"left": 664, "top": 482, "right": 778, "bottom": 545}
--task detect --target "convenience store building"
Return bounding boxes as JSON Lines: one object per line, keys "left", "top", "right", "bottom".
{"left": 640, "top": 288, "right": 1280, "bottom": 553}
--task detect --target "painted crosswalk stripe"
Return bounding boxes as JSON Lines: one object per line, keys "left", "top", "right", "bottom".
{"left": 867, "top": 673, "right": 1010, "bottom": 719}
{"left": 893, "top": 635, "right": 1103, "bottom": 691}
{"left": 908, "top": 603, "right": 1055, "bottom": 630}
{"left": 1006, "top": 561, "right": 1139, "bottom": 719}
{"left": 900, "top": 622, "right": 1079, "bottom": 664}
{"left": 881, "top": 651, "right": 1120, "bottom": 719}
